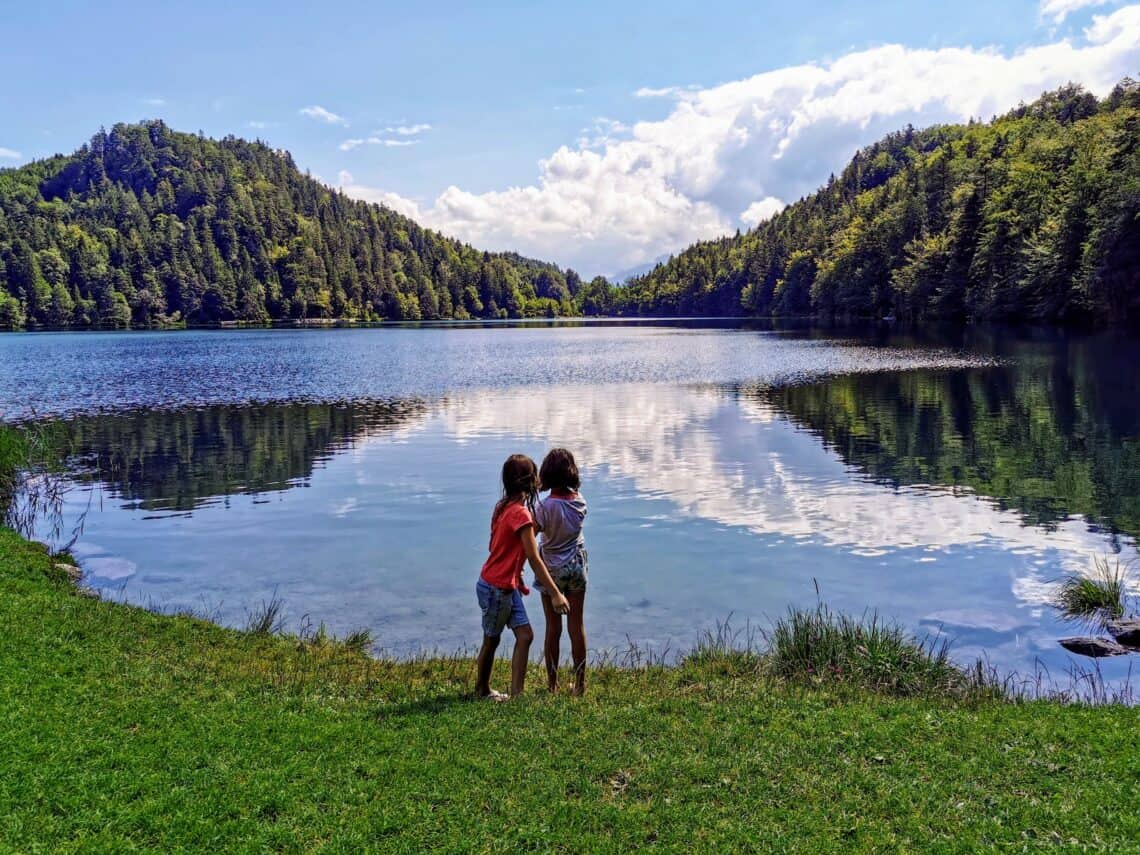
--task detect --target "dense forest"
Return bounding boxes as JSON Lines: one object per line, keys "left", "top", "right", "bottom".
{"left": 0, "top": 121, "right": 604, "bottom": 328}
{"left": 616, "top": 81, "right": 1140, "bottom": 324}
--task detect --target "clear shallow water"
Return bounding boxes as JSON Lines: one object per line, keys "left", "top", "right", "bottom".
{"left": 4, "top": 322, "right": 1139, "bottom": 684}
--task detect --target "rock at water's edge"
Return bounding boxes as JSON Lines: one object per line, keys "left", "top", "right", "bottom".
{"left": 54, "top": 562, "right": 82, "bottom": 582}
{"left": 1058, "top": 637, "right": 1131, "bottom": 657}
{"left": 1106, "top": 619, "right": 1140, "bottom": 649}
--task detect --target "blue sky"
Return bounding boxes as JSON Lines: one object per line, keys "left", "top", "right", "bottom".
{"left": 2, "top": 0, "right": 1137, "bottom": 275}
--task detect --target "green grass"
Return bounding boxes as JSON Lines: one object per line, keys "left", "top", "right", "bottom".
{"left": 763, "top": 602, "right": 989, "bottom": 699}
{"left": 2, "top": 527, "right": 1139, "bottom": 851}
{"left": 0, "top": 424, "right": 26, "bottom": 513}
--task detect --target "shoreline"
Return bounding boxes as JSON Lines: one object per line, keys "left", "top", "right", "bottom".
{"left": 11, "top": 523, "right": 1139, "bottom": 700}
{"left": 45, "top": 531, "right": 1139, "bottom": 706}
{"left": 4, "top": 315, "right": 1138, "bottom": 335}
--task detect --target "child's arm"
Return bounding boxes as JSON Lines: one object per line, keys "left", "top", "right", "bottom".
{"left": 519, "top": 524, "right": 569, "bottom": 614}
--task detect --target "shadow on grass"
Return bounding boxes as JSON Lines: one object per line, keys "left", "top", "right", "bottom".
{"left": 375, "top": 691, "right": 476, "bottom": 719}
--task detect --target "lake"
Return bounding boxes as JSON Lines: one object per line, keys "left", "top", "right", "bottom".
{"left": 3, "top": 322, "right": 1138, "bottom": 684}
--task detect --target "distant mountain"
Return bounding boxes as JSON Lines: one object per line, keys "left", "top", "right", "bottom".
{"left": 610, "top": 255, "right": 669, "bottom": 284}
{"left": 0, "top": 121, "right": 602, "bottom": 328}
{"left": 616, "top": 81, "right": 1140, "bottom": 325}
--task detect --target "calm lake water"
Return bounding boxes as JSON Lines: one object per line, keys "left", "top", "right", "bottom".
{"left": 3, "top": 322, "right": 1139, "bottom": 683}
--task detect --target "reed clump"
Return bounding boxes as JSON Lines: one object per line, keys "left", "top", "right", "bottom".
{"left": 1053, "top": 556, "right": 1134, "bottom": 627}
{"left": 244, "top": 593, "right": 288, "bottom": 635}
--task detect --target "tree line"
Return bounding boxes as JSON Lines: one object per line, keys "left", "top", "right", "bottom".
{"left": 0, "top": 121, "right": 606, "bottom": 328}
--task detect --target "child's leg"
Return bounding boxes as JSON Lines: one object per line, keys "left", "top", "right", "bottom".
{"left": 509, "top": 624, "right": 534, "bottom": 697}
{"left": 475, "top": 579, "right": 511, "bottom": 698}
{"left": 507, "top": 588, "right": 533, "bottom": 697}
{"left": 567, "top": 590, "right": 587, "bottom": 696}
{"left": 475, "top": 633, "right": 500, "bottom": 697}
{"left": 541, "top": 593, "right": 563, "bottom": 692}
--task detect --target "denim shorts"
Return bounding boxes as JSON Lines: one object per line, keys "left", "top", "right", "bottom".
{"left": 534, "top": 547, "right": 589, "bottom": 595}
{"left": 476, "top": 578, "right": 529, "bottom": 638}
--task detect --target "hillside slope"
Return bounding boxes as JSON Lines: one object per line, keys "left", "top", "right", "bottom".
{"left": 0, "top": 121, "right": 593, "bottom": 328}
{"left": 618, "top": 81, "right": 1140, "bottom": 325}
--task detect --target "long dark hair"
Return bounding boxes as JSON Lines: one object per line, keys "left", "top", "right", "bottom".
{"left": 539, "top": 447, "right": 580, "bottom": 492}
{"left": 493, "top": 453, "right": 540, "bottom": 522}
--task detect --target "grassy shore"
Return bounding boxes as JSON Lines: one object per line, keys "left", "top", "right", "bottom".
{"left": 2, "top": 528, "right": 1139, "bottom": 851}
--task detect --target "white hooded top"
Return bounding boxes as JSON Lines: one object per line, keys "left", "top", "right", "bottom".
{"left": 534, "top": 492, "right": 587, "bottom": 569}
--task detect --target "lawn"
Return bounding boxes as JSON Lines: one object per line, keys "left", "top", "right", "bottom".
{"left": 2, "top": 527, "right": 1138, "bottom": 852}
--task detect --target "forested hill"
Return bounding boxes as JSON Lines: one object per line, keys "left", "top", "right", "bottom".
{"left": 617, "top": 81, "right": 1140, "bottom": 324}
{"left": 0, "top": 121, "right": 604, "bottom": 328}
{"left": 4, "top": 85, "right": 1139, "bottom": 330}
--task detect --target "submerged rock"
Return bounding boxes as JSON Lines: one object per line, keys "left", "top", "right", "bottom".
{"left": 1058, "top": 637, "right": 1131, "bottom": 658}
{"left": 1106, "top": 619, "right": 1140, "bottom": 649}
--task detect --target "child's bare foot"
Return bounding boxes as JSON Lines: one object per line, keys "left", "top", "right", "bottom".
{"left": 571, "top": 685, "right": 585, "bottom": 697}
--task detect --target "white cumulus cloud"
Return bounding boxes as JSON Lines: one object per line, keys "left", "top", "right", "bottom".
{"left": 337, "top": 171, "right": 424, "bottom": 220}
{"left": 340, "top": 136, "right": 418, "bottom": 151}
{"left": 384, "top": 123, "right": 432, "bottom": 136}
{"left": 300, "top": 105, "right": 348, "bottom": 125}
{"left": 634, "top": 85, "right": 700, "bottom": 98}
{"left": 740, "top": 197, "right": 787, "bottom": 226}
{"left": 1039, "top": 0, "right": 1114, "bottom": 24}
{"left": 0, "top": 147, "right": 21, "bottom": 160}
{"left": 340, "top": 5, "right": 1140, "bottom": 277}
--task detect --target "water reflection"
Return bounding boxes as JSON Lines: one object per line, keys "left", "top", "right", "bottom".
{"left": 63, "top": 400, "right": 428, "bottom": 511}
{"left": 760, "top": 339, "right": 1140, "bottom": 542}
{"left": 439, "top": 384, "right": 1136, "bottom": 608}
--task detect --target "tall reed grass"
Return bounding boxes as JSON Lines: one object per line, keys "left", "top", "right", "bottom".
{"left": 1054, "top": 556, "right": 1134, "bottom": 627}
{"left": 0, "top": 421, "right": 77, "bottom": 544}
{"left": 762, "top": 602, "right": 985, "bottom": 697}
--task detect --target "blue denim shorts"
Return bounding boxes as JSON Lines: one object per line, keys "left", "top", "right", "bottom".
{"left": 476, "top": 578, "right": 529, "bottom": 638}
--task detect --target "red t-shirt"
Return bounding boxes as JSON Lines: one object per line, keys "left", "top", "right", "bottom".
{"left": 480, "top": 501, "right": 534, "bottom": 590}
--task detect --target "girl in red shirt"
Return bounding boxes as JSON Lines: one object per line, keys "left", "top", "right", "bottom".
{"left": 475, "top": 454, "right": 569, "bottom": 700}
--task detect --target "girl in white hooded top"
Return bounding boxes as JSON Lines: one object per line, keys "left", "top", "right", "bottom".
{"left": 534, "top": 448, "right": 590, "bottom": 696}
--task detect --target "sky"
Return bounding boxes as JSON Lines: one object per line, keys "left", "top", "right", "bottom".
{"left": 2, "top": 0, "right": 1138, "bottom": 277}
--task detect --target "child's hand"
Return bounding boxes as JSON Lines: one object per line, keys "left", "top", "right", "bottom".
{"left": 519, "top": 582, "right": 531, "bottom": 596}
{"left": 553, "top": 591, "right": 570, "bottom": 615}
